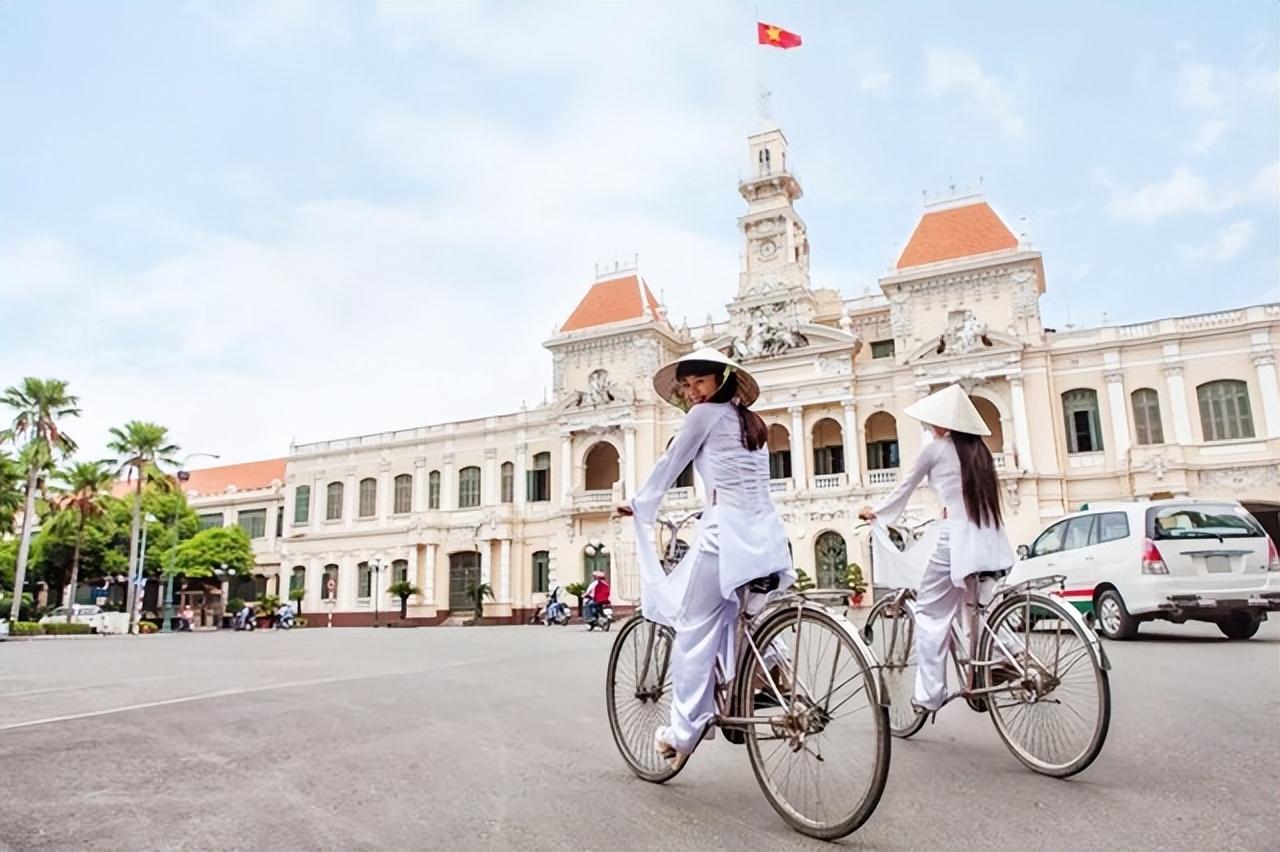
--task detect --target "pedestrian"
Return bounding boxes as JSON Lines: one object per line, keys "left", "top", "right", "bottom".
{"left": 858, "top": 384, "right": 1015, "bottom": 719}
{"left": 617, "top": 348, "right": 793, "bottom": 769}
{"left": 179, "top": 604, "right": 194, "bottom": 631}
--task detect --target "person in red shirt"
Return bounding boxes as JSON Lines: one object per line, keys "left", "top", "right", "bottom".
{"left": 584, "top": 570, "right": 610, "bottom": 622}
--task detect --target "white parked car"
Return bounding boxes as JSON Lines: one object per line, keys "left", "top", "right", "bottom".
{"left": 38, "top": 604, "right": 103, "bottom": 629}
{"left": 1010, "top": 499, "right": 1280, "bottom": 640}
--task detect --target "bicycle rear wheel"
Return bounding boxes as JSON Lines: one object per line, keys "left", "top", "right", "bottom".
{"left": 605, "top": 615, "right": 683, "bottom": 783}
{"left": 980, "top": 592, "right": 1110, "bottom": 778}
{"left": 740, "top": 605, "right": 891, "bottom": 840}
{"left": 862, "top": 596, "right": 927, "bottom": 739}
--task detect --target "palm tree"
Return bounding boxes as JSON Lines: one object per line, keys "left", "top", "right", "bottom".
{"left": 50, "top": 461, "right": 115, "bottom": 622}
{"left": 386, "top": 580, "right": 422, "bottom": 620}
{"left": 1, "top": 378, "right": 80, "bottom": 622}
{"left": 106, "top": 421, "right": 180, "bottom": 629}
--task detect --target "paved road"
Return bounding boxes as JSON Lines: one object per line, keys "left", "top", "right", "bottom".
{"left": 1, "top": 617, "right": 1277, "bottom": 851}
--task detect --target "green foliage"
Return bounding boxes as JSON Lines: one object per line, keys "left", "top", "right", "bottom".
{"left": 171, "top": 526, "right": 252, "bottom": 578}
{"left": 227, "top": 598, "right": 245, "bottom": 615}
{"left": 793, "top": 568, "right": 815, "bottom": 592}
{"left": 288, "top": 586, "right": 306, "bottom": 602}
{"left": 564, "top": 581, "right": 586, "bottom": 601}
{"left": 41, "top": 621, "right": 92, "bottom": 635}
{"left": 846, "top": 563, "right": 867, "bottom": 595}
{"left": 136, "top": 620, "right": 158, "bottom": 634}
{"left": 256, "top": 594, "right": 280, "bottom": 616}
{"left": 11, "top": 621, "right": 42, "bottom": 636}
{"left": 466, "top": 581, "right": 494, "bottom": 617}
{"left": 387, "top": 580, "right": 421, "bottom": 600}
{"left": 0, "top": 539, "right": 16, "bottom": 589}
{"left": 0, "top": 450, "right": 23, "bottom": 534}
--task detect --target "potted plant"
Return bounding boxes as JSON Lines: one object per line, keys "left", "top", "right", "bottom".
{"left": 288, "top": 585, "right": 306, "bottom": 616}
{"left": 466, "top": 582, "right": 493, "bottom": 624}
{"left": 386, "top": 580, "right": 422, "bottom": 621}
{"left": 846, "top": 563, "right": 868, "bottom": 608}
{"left": 564, "top": 581, "right": 587, "bottom": 618}
{"left": 256, "top": 594, "right": 281, "bottom": 629}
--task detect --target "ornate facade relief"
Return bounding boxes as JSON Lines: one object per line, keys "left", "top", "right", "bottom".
{"left": 938, "top": 309, "right": 992, "bottom": 356}
{"left": 1199, "top": 465, "right": 1280, "bottom": 489}
{"left": 728, "top": 301, "right": 811, "bottom": 360}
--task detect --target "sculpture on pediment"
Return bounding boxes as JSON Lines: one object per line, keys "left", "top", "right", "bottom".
{"left": 728, "top": 303, "right": 810, "bottom": 360}
{"left": 937, "top": 310, "right": 992, "bottom": 356}
{"left": 575, "top": 369, "right": 616, "bottom": 408}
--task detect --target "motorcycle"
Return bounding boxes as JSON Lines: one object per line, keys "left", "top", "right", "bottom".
{"left": 233, "top": 607, "right": 256, "bottom": 632}
{"left": 276, "top": 607, "right": 296, "bottom": 630}
{"left": 530, "top": 599, "right": 571, "bottom": 626}
{"left": 585, "top": 601, "right": 614, "bottom": 632}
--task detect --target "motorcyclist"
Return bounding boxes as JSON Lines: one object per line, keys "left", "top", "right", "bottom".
{"left": 583, "top": 570, "right": 611, "bottom": 625}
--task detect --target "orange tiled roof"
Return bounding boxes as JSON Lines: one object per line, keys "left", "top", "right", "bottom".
{"left": 111, "top": 458, "right": 286, "bottom": 498}
{"left": 896, "top": 201, "right": 1019, "bottom": 270}
{"left": 560, "top": 275, "right": 661, "bottom": 333}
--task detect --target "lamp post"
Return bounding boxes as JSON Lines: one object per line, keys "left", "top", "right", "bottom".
{"left": 213, "top": 562, "right": 235, "bottom": 628}
{"left": 161, "top": 452, "right": 220, "bottom": 633}
{"left": 129, "top": 512, "right": 158, "bottom": 634}
{"left": 371, "top": 556, "right": 384, "bottom": 627}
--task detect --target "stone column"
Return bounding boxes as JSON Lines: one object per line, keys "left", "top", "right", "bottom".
{"left": 423, "top": 544, "right": 436, "bottom": 606}
{"left": 413, "top": 458, "right": 426, "bottom": 512}
{"left": 480, "top": 541, "right": 491, "bottom": 586}
{"left": 788, "top": 406, "right": 807, "bottom": 489}
{"left": 560, "top": 434, "right": 573, "bottom": 504}
{"left": 841, "top": 401, "right": 861, "bottom": 487}
{"left": 338, "top": 557, "right": 356, "bottom": 610}
{"left": 499, "top": 539, "right": 511, "bottom": 604}
{"left": 514, "top": 444, "right": 528, "bottom": 507}
{"left": 1105, "top": 370, "right": 1131, "bottom": 463}
{"left": 307, "top": 560, "right": 322, "bottom": 613}
{"left": 442, "top": 454, "right": 455, "bottom": 511}
{"left": 310, "top": 475, "right": 324, "bottom": 532}
{"left": 1252, "top": 349, "right": 1280, "bottom": 439}
{"left": 482, "top": 447, "right": 498, "bottom": 506}
{"left": 623, "top": 426, "right": 637, "bottom": 499}
{"left": 343, "top": 472, "right": 356, "bottom": 529}
{"left": 378, "top": 468, "right": 391, "bottom": 524}
{"left": 1009, "top": 377, "right": 1035, "bottom": 474}
{"left": 1163, "top": 365, "right": 1193, "bottom": 445}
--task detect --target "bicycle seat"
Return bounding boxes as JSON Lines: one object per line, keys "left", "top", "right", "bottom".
{"left": 746, "top": 574, "right": 781, "bottom": 593}
{"left": 975, "top": 569, "right": 1010, "bottom": 581}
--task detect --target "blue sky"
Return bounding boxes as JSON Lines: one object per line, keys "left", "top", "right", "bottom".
{"left": 1, "top": 2, "right": 1276, "bottom": 465}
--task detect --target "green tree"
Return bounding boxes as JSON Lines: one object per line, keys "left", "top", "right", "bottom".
{"left": 171, "top": 526, "right": 253, "bottom": 579}
{"left": 0, "top": 450, "right": 24, "bottom": 535}
{"left": 48, "top": 461, "right": 115, "bottom": 620}
{"left": 387, "top": 580, "right": 422, "bottom": 620}
{"left": 1, "top": 378, "right": 80, "bottom": 621}
{"left": 288, "top": 584, "right": 306, "bottom": 615}
{"left": 467, "top": 581, "right": 494, "bottom": 620}
{"left": 106, "top": 421, "right": 180, "bottom": 627}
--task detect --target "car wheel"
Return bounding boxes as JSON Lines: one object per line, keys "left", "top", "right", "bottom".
{"left": 1095, "top": 589, "right": 1139, "bottom": 640}
{"left": 1217, "top": 612, "right": 1261, "bottom": 640}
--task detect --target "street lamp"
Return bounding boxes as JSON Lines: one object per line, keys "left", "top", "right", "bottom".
{"left": 371, "top": 556, "right": 384, "bottom": 627}
{"left": 161, "top": 452, "right": 220, "bottom": 633}
{"left": 213, "top": 562, "right": 235, "bottom": 628}
{"left": 129, "top": 512, "right": 159, "bottom": 633}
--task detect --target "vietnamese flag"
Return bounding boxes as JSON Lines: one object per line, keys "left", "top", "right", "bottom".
{"left": 757, "top": 21, "right": 802, "bottom": 49}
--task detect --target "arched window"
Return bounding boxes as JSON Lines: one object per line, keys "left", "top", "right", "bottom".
{"left": 293, "top": 485, "right": 310, "bottom": 525}
{"left": 394, "top": 474, "right": 412, "bottom": 514}
{"left": 865, "top": 412, "right": 899, "bottom": 470}
{"left": 812, "top": 418, "right": 844, "bottom": 475}
{"left": 584, "top": 543, "right": 611, "bottom": 582}
{"left": 666, "top": 437, "right": 694, "bottom": 487}
{"left": 584, "top": 442, "right": 620, "bottom": 491}
{"left": 1197, "top": 380, "right": 1255, "bottom": 442}
{"left": 458, "top": 466, "right": 481, "bottom": 508}
{"left": 326, "top": 481, "right": 344, "bottom": 520}
{"left": 768, "top": 424, "right": 792, "bottom": 479}
{"left": 1062, "top": 389, "right": 1104, "bottom": 454}
{"left": 392, "top": 558, "right": 409, "bottom": 585}
{"left": 357, "top": 561, "right": 372, "bottom": 599}
{"left": 1131, "top": 388, "right": 1165, "bottom": 445}
{"left": 322, "top": 564, "right": 339, "bottom": 600}
{"left": 972, "top": 397, "right": 1004, "bottom": 454}
{"left": 358, "top": 477, "right": 377, "bottom": 517}
{"left": 528, "top": 452, "right": 551, "bottom": 502}
{"left": 428, "top": 470, "right": 441, "bottom": 509}
{"left": 814, "top": 531, "right": 848, "bottom": 589}
{"left": 501, "top": 462, "right": 514, "bottom": 503}
{"left": 290, "top": 566, "right": 306, "bottom": 593}
{"left": 532, "top": 550, "right": 550, "bottom": 594}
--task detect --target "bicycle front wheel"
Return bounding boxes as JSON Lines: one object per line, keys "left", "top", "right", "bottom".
{"left": 981, "top": 592, "right": 1110, "bottom": 778}
{"left": 740, "top": 605, "right": 891, "bottom": 840}
{"left": 605, "top": 615, "right": 683, "bottom": 783}
{"left": 862, "top": 595, "right": 927, "bottom": 739}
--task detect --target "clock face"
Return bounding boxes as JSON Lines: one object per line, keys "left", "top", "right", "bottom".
{"left": 758, "top": 239, "right": 778, "bottom": 260}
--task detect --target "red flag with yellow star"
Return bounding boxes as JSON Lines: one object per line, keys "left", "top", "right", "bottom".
{"left": 757, "top": 21, "right": 802, "bottom": 49}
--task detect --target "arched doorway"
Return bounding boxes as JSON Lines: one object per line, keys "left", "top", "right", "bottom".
{"left": 448, "top": 551, "right": 481, "bottom": 612}
{"left": 812, "top": 418, "right": 845, "bottom": 475}
{"left": 865, "top": 412, "right": 900, "bottom": 471}
{"left": 972, "top": 396, "right": 1004, "bottom": 454}
{"left": 814, "top": 531, "right": 848, "bottom": 589}
{"left": 584, "top": 442, "right": 620, "bottom": 491}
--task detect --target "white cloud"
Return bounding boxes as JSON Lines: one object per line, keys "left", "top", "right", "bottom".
{"left": 1175, "top": 60, "right": 1280, "bottom": 111}
{"left": 858, "top": 71, "right": 893, "bottom": 97}
{"left": 1105, "top": 167, "right": 1213, "bottom": 222}
{"left": 1179, "top": 220, "right": 1255, "bottom": 261}
{"left": 0, "top": 237, "right": 77, "bottom": 298}
{"left": 1189, "top": 119, "right": 1227, "bottom": 154}
{"left": 924, "top": 47, "right": 1024, "bottom": 135}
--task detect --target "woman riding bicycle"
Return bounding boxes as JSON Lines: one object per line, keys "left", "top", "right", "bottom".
{"left": 617, "top": 347, "right": 793, "bottom": 768}
{"left": 858, "top": 384, "right": 1014, "bottom": 718}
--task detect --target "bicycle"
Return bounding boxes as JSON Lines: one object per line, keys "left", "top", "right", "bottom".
{"left": 605, "top": 511, "right": 891, "bottom": 840}
{"left": 860, "top": 520, "right": 1112, "bottom": 778}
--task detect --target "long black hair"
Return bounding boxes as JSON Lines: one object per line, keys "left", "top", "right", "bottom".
{"left": 675, "top": 360, "right": 768, "bottom": 451}
{"left": 951, "top": 430, "right": 1003, "bottom": 528}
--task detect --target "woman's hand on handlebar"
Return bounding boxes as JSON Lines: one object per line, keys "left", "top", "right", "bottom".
{"left": 615, "top": 504, "right": 634, "bottom": 517}
{"left": 857, "top": 505, "right": 877, "bottom": 522}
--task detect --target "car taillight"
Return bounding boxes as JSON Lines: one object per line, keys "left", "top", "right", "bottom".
{"left": 1142, "top": 539, "right": 1169, "bottom": 575}
{"left": 1266, "top": 538, "right": 1280, "bottom": 573}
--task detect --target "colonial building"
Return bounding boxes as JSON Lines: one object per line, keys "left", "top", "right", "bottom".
{"left": 179, "top": 124, "right": 1280, "bottom": 626}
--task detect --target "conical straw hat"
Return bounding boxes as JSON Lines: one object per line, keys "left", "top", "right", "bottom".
{"left": 903, "top": 384, "right": 991, "bottom": 436}
{"left": 652, "top": 347, "right": 760, "bottom": 410}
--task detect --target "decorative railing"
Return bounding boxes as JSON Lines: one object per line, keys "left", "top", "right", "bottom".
{"left": 664, "top": 486, "right": 695, "bottom": 503}
{"left": 572, "top": 490, "right": 613, "bottom": 509}
{"left": 867, "top": 468, "right": 899, "bottom": 486}
{"left": 814, "top": 473, "right": 848, "bottom": 489}
{"left": 768, "top": 479, "right": 792, "bottom": 494}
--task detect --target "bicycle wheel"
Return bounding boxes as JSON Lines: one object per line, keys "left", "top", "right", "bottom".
{"left": 980, "top": 592, "right": 1110, "bottom": 778}
{"left": 862, "top": 596, "right": 927, "bottom": 739}
{"left": 605, "top": 615, "right": 684, "bottom": 783}
{"left": 740, "top": 605, "right": 891, "bottom": 840}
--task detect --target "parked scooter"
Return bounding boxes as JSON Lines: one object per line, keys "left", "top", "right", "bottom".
{"left": 234, "top": 605, "right": 256, "bottom": 632}
{"left": 530, "top": 586, "right": 571, "bottom": 626}
{"left": 275, "top": 603, "right": 295, "bottom": 630}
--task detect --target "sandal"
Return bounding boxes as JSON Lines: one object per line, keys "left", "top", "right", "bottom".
{"left": 654, "top": 730, "right": 690, "bottom": 771}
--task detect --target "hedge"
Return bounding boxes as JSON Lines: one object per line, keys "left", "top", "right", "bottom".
{"left": 10, "top": 622, "right": 43, "bottom": 636}
{"left": 41, "top": 622, "right": 93, "bottom": 636}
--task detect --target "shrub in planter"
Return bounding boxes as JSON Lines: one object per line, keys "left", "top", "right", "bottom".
{"left": 11, "top": 621, "right": 43, "bottom": 636}
{"left": 42, "top": 622, "right": 92, "bottom": 636}
{"left": 137, "top": 621, "right": 158, "bottom": 634}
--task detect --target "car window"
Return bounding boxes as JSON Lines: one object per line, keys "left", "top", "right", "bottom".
{"left": 1097, "top": 512, "right": 1130, "bottom": 543}
{"left": 1150, "top": 504, "right": 1265, "bottom": 540}
{"left": 1031, "top": 521, "right": 1067, "bottom": 557}
{"left": 1064, "top": 516, "right": 1095, "bottom": 551}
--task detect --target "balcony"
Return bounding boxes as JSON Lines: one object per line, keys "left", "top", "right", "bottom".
{"left": 663, "top": 486, "right": 697, "bottom": 507}
{"left": 768, "top": 478, "right": 793, "bottom": 495}
{"left": 868, "top": 468, "right": 899, "bottom": 487}
{"left": 813, "top": 473, "right": 848, "bottom": 490}
{"left": 571, "top": 490, "right": 614, "bottom": 512}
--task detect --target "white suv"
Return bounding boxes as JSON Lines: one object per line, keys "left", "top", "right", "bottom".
{"left": 1010, "top": 500, "right": 1280, "bottom": 640}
